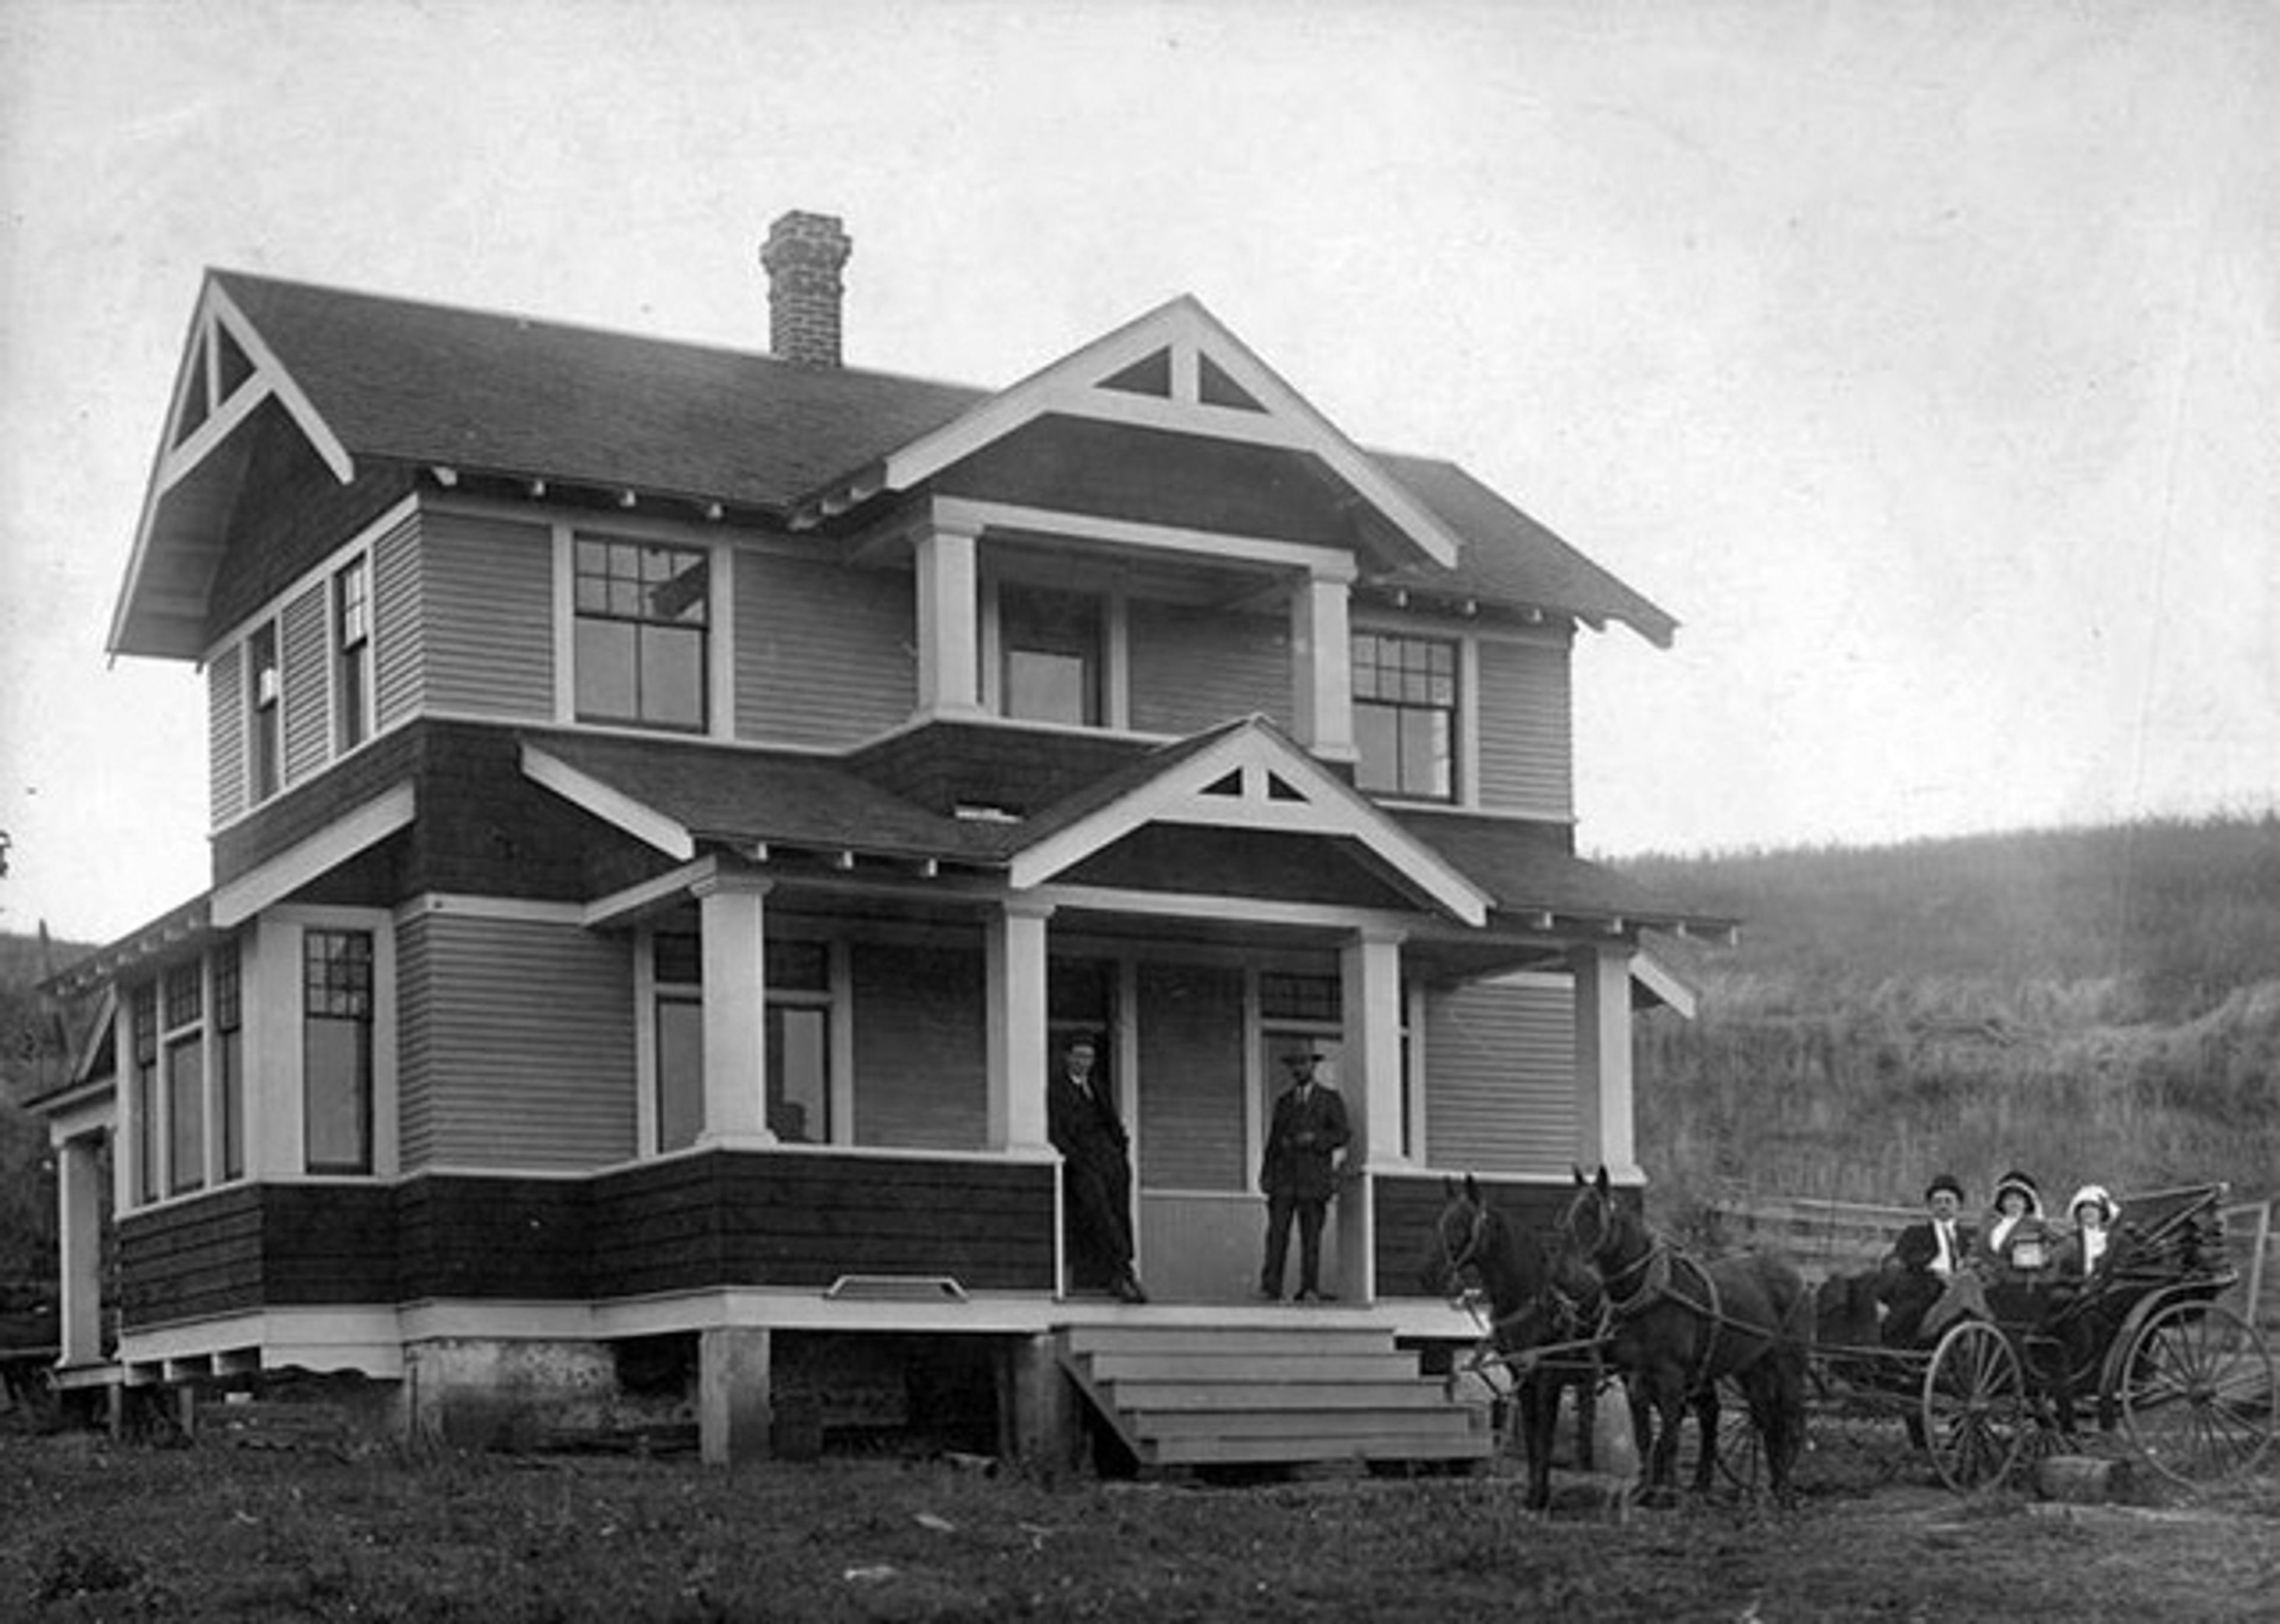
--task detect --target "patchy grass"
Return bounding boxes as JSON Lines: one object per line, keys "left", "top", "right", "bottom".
{"left": 2, "top": 1433, "right": 2275, "bottom": 1622}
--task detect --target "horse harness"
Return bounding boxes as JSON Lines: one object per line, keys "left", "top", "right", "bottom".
{"left": 1591, "top": 1230, "right": 1804, "bottom": 1397}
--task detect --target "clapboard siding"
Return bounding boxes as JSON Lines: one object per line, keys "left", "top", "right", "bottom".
{"left": 1423, "top": 977, "right": 1575, "bottom": 1173}
{"left": 423, "top": 513, "right": 554, "bottom": 719}
{"left": 208, "top": 642, "right": 245, "bottom": 826}
{"left": 372, "top": 512, "right": 424, "bottom": 729}
{"left": 1473, "top": 637, "right": 1572, "bottom": 817}
{"left": 280, "top": 584, "right": 330, "bottom": 785}
{"left": 848, "top": 941, "right": 987, "bottom": 1149}
{"left": 736, "top": 551, "right": 913, "bottom": 746}
{"left": 1136, "top": 963, "right": 1246, "bottom": 1190}
{"left": 1128, "top": 601, "right": 1291, "bottom": 735}
{"left": 395, "top": 909, "right": 635, "bottom": 1170}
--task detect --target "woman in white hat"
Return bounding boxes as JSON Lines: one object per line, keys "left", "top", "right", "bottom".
{"left": 1972, "top": 1168, "right": 2056, "bottom": 1278}
{"left": 2056, "top": 1184, "right": 2121, "bottom": 1280}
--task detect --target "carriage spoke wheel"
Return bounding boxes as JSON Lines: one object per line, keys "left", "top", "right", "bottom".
{"left": 2114, "top": 1300, "right": 2278, "bottom": 1489}
{"left": 1923, "top": 1320, "right": 2026, "bottom": 1493}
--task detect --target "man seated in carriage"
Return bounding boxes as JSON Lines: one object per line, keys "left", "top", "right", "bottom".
{"left": 1878, "top": 1172, "right": 1985, "bottom": 1346}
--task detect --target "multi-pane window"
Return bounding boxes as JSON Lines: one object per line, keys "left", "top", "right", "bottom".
{"left": 334, "top": 557, "right": 372, "bottom": 751}
{"left": 574, "top": 538, "right": 710, "bottom": 731}
{"left": 1001, "top": 585, "right": 1101, "bottom": 727}
{"left": 214, "top": 939, "right": 244, "bottom": 1181}
{"left": 130, "top": 984, "right": 159, "bottom": 1204}
{"left": 163, "top": 964, "right": 205, "bottom": 1196}
{"left": 653, "top": 930, "right": 704, "bottom": 1154}
{"left": 248, "top": 621, "right": 282, "bottom": 801}
{"left": 1353, "top": 632, "right": 1456, "bottom": 800}
{"left": 303, "top": 930, "right": 375, "bottom": 1174}
{"left": 767, "top": 941, "right": 830, "bottom": 1144}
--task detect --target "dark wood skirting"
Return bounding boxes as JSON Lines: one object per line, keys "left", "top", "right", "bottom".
{"left": 118, "top": 1152, "right": 1057, "bottom": 1331}
{"left": 1373, "top": 1171, "right": 1635, "bottom": 1299}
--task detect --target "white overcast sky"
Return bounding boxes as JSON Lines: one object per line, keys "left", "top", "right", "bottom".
{"left": 2, "top": 0, "right": 2275, "bottom": 945}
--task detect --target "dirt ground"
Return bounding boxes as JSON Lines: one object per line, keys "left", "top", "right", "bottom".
{"left": 4, "top": 1420, "right": 2278, "bottom": 1623}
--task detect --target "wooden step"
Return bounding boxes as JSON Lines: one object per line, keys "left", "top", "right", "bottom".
{"left": 1058, "top": 1319, "right": 1493, "bottom": 1472}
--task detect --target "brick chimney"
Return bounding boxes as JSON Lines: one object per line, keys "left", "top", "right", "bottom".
{"left": 761, "top": 211, "right": 852, "bottom": 367}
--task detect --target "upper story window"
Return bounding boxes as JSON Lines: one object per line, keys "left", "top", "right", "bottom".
{"left": 574, "top": 537, "right": 710, "bottom": 731}
{"left": 1000, "top": 585, "right": 1101, "bottom": 727}
{"left": 1353, "top": 632, "right": 1456, "bottom": 801}
{"left": 334, "top": 556, "right": 372, "bottom": 751}
{"left": 247, "top": 621, "right": 282, "bottom": 802}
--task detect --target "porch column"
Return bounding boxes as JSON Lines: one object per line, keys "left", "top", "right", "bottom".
{"left": 54, "top": 1131, "right": 104, "bottom": 1368}
{"left": 1336, "top": 927, "right": 1405, "bottom": 1302}
{"left": 1570, "top": 943, "right": 1644, "bottom": 1184}
{"left": 985, "top": 899, "right": 1054, "bottom": 1152}
{"left": 695, "top": 871, "right": 774, "bottom": 1146}
{"left": 1291, "top": 571, "right": 1356, "bottom": 762}
{"left": 914, "top": 517, "right": 984, "bottom": 721}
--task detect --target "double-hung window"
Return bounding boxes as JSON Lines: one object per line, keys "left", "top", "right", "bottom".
{"left": 574, "top": 538, "right": 710, "bottom": 731}
{"left": 334, "top": 557, "right": 372, "bottom": 751}
{"left": 303, "top": 929, "right": 375, "bottom": 1174}
{"left": 247, "top": 621, "right": 282, "bottom": 802}
{"left": 1000, "top": 585, "right": 1101, "bottom": 727}
{"left": 130, "top": 984, "right": 160, "bottom": 1204}
{"left": 163, "top": 964, "right": 206, "bottom": 1195}
{"left": 652, "top": 930, "right": 705, "bottom": 1153}
{"left": 1353, "top": 632, "right": 1456, "bottom": 801}
{"left": 767, "top": 942, "right": 831, "bottom": 1144}
{"left": 215, "top": 938, "right": 244, "bottom": 1181}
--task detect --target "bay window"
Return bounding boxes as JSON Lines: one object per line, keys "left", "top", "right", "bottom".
{"left": 303, "top": 928, "right": 375, "bottom": 1173}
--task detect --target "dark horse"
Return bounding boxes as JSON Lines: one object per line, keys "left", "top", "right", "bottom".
{"left": 1421, "top": 1175, "right": 1604, "bottom": 1509}
{"left": 1557, "top": 1167, "right": 1810, "bottom": 1505}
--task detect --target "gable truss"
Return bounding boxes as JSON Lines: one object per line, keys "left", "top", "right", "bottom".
{"left": 1008, "top": 720, "right": 1492, "bottom": 926}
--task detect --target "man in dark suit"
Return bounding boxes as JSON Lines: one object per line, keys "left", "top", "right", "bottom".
{"left": 1257, "top": 1050, "right": 1352, "bottom": 1302}
{"left": 1047, "top": 1033, "right": 1146, "bottom": 1303}
{"left": 1881, "top": 1172, "right": 1976, "bottom": 1344}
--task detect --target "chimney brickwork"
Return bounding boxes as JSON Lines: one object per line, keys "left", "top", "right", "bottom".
{"left": 761, "top": 211, "right": 853, "bottom": 368}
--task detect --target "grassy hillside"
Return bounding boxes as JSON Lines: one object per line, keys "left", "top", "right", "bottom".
{"left": 1619, "top": 814, "right": 2280, "bottom": 1217}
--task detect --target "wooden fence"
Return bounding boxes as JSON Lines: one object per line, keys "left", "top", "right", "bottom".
{"left": 1703, "top": 1190, "right": 2278, "bottom": 1335}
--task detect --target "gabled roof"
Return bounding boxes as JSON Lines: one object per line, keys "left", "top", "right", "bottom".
{"left": 118, "top": 269, "right": 1676, "bottom": 658}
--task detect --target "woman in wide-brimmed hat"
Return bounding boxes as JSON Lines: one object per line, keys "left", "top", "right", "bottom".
{"left": 2056, "top": 1184, "right": 2122, "bottom": 1279}
{"left": 1972, "top": 1168, "right": 2057, "bottom": 1276}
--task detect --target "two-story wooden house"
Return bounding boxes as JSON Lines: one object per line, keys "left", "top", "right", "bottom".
{"left": 40, "top": 212, "right": 1718, "bottom": 1467}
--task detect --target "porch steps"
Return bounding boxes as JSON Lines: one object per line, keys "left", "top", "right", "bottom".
{"left": 1057, "top": 1322, "right": 1492, "bottom": 1472}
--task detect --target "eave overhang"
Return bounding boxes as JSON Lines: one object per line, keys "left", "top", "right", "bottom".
{"left": 793, "top": 296, "right": 1465, "bottom": 574}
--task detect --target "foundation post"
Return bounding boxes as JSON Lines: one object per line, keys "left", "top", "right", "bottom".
{"left": 699, "top": 1328, "right": 774, "bottom": 1467}
{"left": 1002, "top": 1333, "right": 1083, "bottom": 1479}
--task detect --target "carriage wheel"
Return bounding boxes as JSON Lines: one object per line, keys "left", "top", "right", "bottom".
{"left": 1921, "top": 1320, "right": 2026, "bottom": 1493}
{"left": 2112, "top": 1299, "right": 2278, "bottom": 1489}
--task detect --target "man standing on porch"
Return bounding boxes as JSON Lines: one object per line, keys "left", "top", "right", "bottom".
{"left": 1047, "top": 1033, "right": 1147, "bottom": 1303}
{"left": 1257, "top": 1051, "right": 1351, "bottom": 1302}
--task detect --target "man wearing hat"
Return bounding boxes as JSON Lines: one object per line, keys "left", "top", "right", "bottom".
{"left": 1880, "top": 1173, "right": 1977, "bottom": 1344}
{"left": 1257, "top": 1049, "right": 1351, "bottom": 1302}
{"left": 1047, "top": 1033, "right": 1146, "bottom": 1303}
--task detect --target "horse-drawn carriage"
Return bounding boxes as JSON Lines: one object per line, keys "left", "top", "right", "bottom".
{"left": 1806, "top": 1181, "right": 2276, "bottom": 1493}
{"left": 1431, "top": 1175, "right": 2277, "bottom": 1505}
